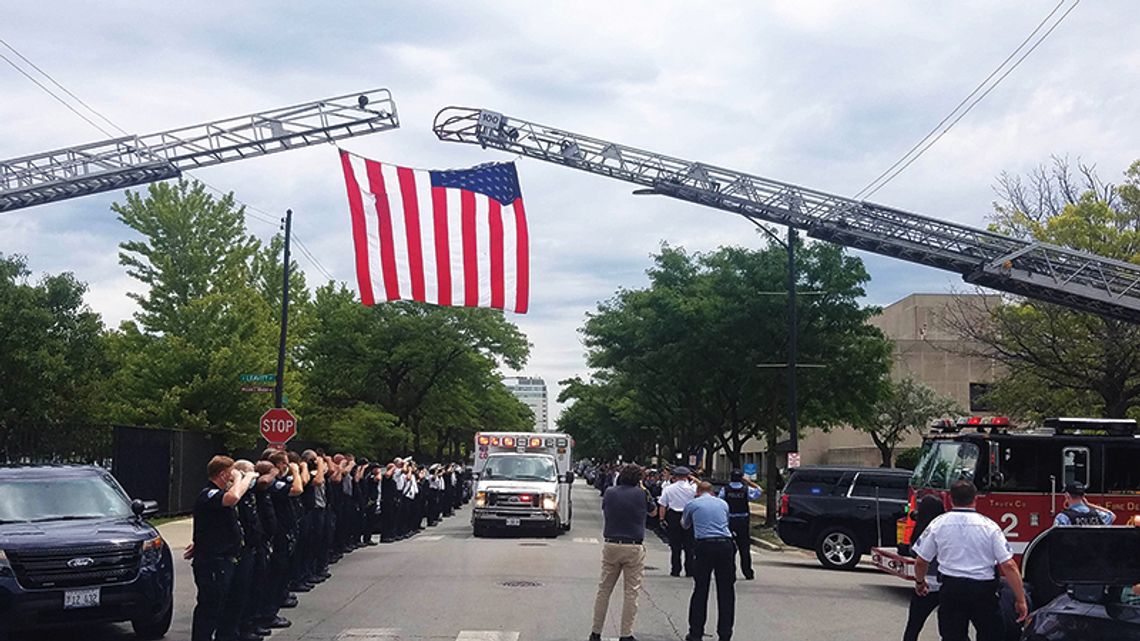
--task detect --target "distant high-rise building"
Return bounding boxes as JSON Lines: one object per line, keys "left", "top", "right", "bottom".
{"left": 503, "top": 376, "right": 549, "bottom": 432}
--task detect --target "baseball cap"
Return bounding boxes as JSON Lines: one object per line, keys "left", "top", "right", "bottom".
{"left": 1064, "top": 481, "right": 1086, "bottom": 496}
{"left": 730, "top": 469, "right": 744, "bottom": 481}
{"left": 672, "top": 466, "right": 691, "bottom": 477}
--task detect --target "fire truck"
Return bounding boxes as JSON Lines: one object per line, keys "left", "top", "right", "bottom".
{"left": 470, "top": 432, "right": 574, "bottom": 536}
{"left": 872, "top": 416, "right": 1140, "bottom": 580}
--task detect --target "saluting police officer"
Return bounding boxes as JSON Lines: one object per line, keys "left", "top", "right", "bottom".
{"left": 913, "top": 480, "right": 1028, "bottom": 641}
{"left": 217, "top": 460, "right": 266, "bottom": 641}
{"left": 718, "top": 470, "right": 761, "bottom": 580}
{"left": 1054, "top": 481, "right": 1115, "bottom": 526}
{"left": 187, "top": 456, "right": 257, "bottom": 641}
{"left": 658, "top": 466, "right": 697, "bottom": 577}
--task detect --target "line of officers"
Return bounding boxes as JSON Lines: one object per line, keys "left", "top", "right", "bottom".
{"left": 188, "top": 449, "right": 469, "bottom": 641}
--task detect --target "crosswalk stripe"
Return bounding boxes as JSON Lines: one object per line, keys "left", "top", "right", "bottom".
{"left": 455, "top": 632, "right": 520, "bottom": 641}
{"left": 337, "top": 629, "right": 401, "bottom": 639}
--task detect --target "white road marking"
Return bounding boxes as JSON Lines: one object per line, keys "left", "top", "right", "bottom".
{"left": 455, "top": 632, "right": 520, "bottom": 641}
{"left": 572, "top": 537, "right": 599, "bottom": 544}
{"left": 337, "top": 629, "right": 402, "bottom": 640}
{"left": 415, "top": 535, "right": 444, "bottom": 542}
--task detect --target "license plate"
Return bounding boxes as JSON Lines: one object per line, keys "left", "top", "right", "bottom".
{"left": 506, "top": 517, "right": 521, "bottom": 526}
{"left": 64, "top": 588, "right": 100, "bottom": 609}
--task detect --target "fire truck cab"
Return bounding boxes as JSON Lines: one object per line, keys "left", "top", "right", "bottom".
{"left": 872, "top": 416, "right": 1140, "bottom": 580}
{"left": 470, "top": 432, "right": 574, "bottom": 536}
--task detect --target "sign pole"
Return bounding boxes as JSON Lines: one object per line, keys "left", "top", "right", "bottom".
{"left": 274, "top": 209, "right": 293, "bottom": 409}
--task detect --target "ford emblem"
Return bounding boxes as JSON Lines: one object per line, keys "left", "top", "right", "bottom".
{"left": 67, "top": 557, "right": 95, "bottom": 568}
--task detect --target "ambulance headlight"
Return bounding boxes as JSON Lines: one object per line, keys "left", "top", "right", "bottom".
{"left": 542, "top": 493, "right": 557, "bottom": 511}
{"left": 475, "top": 491, "right": 487, "bottom": 508}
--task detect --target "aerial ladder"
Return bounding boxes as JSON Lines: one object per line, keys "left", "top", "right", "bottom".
{"left": 0, "top": 89, "right": 399, "bottom": 212}
{"left": 433, "top": 107, "right": 1140, "bottom": 324}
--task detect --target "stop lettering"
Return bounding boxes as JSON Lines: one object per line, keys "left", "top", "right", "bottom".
{"left": 260, "top": 408, "right": 297, "bottom": 444}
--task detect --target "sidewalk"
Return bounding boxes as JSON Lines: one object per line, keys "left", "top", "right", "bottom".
{"left": 157, "top": 517, "right": 193, "bottom": 549}
{"left": 748, "top": 501, "right": 784, "bottom": 551}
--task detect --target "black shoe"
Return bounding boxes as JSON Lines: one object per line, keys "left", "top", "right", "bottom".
{"left": 281, "top": 596, "right": 298, "bottom": 608}
{"left": 239, "top": 632, "right": 265, "bottom": 641}
{"left": 588, "top": 634, "right": 601, "bottom": 641}
{"left": 743, "top": 573, "right": 755, "bottom": 580}
{"left": 288, "top": 583, "right": 312, "bottom": 592}
{"left": 381, "top": 537, "right": 395, "bottom": 543}
{"left": 619, "top": 636, "right": 639, "bottom": 641}
{"left": 670, "top": 571, "right": 681, "bottom": 577}
{"left": 263, "top": 616, "right": 291, "bottom": 629}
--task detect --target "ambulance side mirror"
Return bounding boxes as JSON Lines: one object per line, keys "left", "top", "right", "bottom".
{"left": 563, "top": 472, "right": 576, "bottom": 484}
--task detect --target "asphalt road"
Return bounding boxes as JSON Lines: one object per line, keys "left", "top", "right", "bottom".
{"left": 21, "top": 483, "right": 935, "bottom": 641}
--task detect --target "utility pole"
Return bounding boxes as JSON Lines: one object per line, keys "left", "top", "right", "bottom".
{"left": 786, "top": 227, "right": 799, "bottom": 454}
{"left": 274, "top": 209, "right": 292, "bottom": 409}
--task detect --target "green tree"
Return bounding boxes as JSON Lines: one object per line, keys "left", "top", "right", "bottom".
{"left": 854, "top": 377, "right": 959, "bottom": 467}
{"left": 580, "top": 240, "right": 892, "bottom": 522}
{"left": 303, "top": 284, "right": 530, "bottom": 457}
{"left": 102, "top": 180, "right": 298, "bottom": 449}
{"left": 557, "top": 376, "right": 653, "bottom": 463}
{"left": 115, "top": 180, "right": 258, "bottom": 336}
{"left": 0, "top": 255, "right": 108, "bottom": 459}
{"left": 948, "top": 157, "right": 1140, "bottom": 420}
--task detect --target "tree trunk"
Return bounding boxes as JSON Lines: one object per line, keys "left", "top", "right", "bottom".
{"left": 869, "top": 431, "right": 893, "bottom": 468}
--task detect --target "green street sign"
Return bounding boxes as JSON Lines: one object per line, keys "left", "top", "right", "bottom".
{"left": 240, "top": 374, "right": 276, "bottom": 383}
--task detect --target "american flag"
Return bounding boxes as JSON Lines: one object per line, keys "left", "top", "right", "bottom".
{"left": 339, "top": 150, "right": 529, "bottom": 313}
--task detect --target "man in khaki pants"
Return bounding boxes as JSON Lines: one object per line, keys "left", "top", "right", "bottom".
{"left": 589, "top": 464, "right": 653, "bottom": 641}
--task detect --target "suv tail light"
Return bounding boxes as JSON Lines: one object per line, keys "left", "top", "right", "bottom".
{"left": 779, "top": 493, "right": 789, "bottom": 518}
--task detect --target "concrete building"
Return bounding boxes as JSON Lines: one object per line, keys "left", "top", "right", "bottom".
{"left": 503, "top": 376, "right": 550, "bottom": 432}
{"left": 712, "top": 292, "right": 1003, "bottom": 474}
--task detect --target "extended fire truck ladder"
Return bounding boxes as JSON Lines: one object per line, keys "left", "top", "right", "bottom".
{"left": 0, "top": 89, "right": 399, "bottom": 212}
{"left": 433, "top": 107, "right": 1140, "bottom": 324}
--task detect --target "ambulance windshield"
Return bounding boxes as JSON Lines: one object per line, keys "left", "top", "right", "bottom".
{"left": 482, "top": 454, "right": 557, "bottom": 482}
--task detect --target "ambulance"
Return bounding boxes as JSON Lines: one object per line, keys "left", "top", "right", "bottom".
{"left": 470, "top": 432, "right": 574, "bottom": 536}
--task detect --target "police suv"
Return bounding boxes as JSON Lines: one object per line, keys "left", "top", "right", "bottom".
{"left": 470, "top": 432, "right": 574, "bottom": 536}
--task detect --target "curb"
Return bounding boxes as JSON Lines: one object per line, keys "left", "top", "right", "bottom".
{"left": 750, "top": 536, "right": 781, "bottom": 552}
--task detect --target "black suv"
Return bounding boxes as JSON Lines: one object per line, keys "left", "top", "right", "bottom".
{"left": 776, "top": 465, "right": 910, "bottom": 570}
{"left": 0, "top": 465, "right": 173, "bottom": 640}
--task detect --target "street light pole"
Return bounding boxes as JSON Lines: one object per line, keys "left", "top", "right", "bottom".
{"left": 787, "top": 226, "right": 798, "bottom": 454}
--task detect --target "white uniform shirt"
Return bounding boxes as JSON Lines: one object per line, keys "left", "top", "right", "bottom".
{"left": 658, "top": 479, "right": 697, "bottom": 512}
{"left": 912, "top": 508, "right": 1013, "bottom": 581}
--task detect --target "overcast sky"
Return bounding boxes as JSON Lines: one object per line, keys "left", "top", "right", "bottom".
{"left": 3, "top": 1, "right": 1138, "bottom": 423}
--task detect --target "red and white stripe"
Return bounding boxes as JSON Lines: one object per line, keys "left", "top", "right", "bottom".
{"left": 339, "top": 150, "right": 529, "bottom": 313}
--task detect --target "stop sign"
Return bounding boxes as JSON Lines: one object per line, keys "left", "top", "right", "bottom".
{"left": 260, "top": 408, "right": 297, "bottom": 445}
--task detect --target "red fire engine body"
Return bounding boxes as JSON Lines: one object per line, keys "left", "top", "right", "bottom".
{"left": 872, "top": 416, "right": 1140, "bottom": 580}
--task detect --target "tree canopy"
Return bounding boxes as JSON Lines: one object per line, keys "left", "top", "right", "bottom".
{"left": 854, "top": 376, "right": 959, "bottom": 467}
{"left": 560, "top": 239, "right": 892, "bottom": 521}
{"left": 948, "top": 157, "right": 1140, "bottom": 420}
{"left": 0, "top": 254, "right": 108, "bottom": 459}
